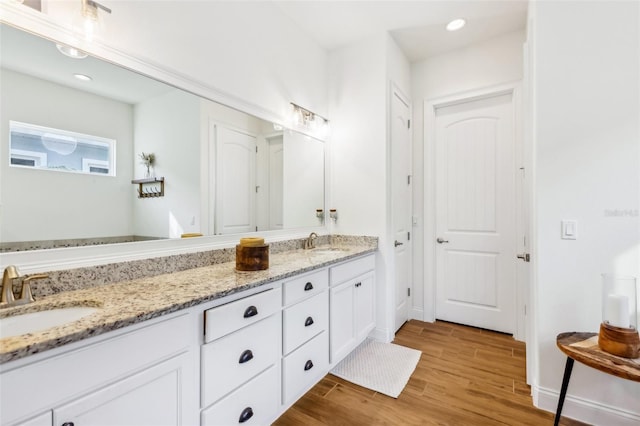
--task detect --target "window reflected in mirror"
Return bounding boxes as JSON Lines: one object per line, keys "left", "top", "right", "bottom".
{"left": 10, "top": 121, "right": 115, "bottom": 176}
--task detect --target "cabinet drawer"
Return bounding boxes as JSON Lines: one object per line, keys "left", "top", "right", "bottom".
{"left": 201, "top": 366, "right": 279, "bottom": 426}
{"left": 283, "top": 292, "right": 328, "bottom": 355}
{"left": 204, "top": 287, "right": 281, "bottom": 343}
{"left": 283, "top": 269, "right": 328, "bottom": 306}
{"left": 330, "top": 254, "right": 375, "bottom": 285}
{"left": 282, "top": 331, "right": 328, "bottom": 405}
{"left": 202, "top": 314, "right": 279, "bottom": 407}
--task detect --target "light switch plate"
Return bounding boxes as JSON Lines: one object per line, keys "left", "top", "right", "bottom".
{"left": 561, "top": 220, "right": 577, "bottom": 240}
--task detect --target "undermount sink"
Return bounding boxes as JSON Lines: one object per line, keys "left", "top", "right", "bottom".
{"left": 309, "top": 247, "right": 349, "bottom": 255}
{"left": 0, "top": 306, "right": 100, "bottom": 339}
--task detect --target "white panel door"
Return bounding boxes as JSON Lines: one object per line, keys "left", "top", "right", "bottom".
{"left": 435, "top": 92, "right": 516, "bottom": 334}
{"left": 214, "top": 125, "right": 256, "bottom": 234}
{"left": 391, "top": 90, "right": 412, "bottom": 332}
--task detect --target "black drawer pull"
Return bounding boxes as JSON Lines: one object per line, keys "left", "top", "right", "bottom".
{"left": 243, "top": 305, "right": 258, "bottom": 318}
{"left": 239, "top": 349, "right": 254, "bottom": 364}
{"left": 239, "top": 407, "right": 254, "bottom": 423}
{"left": 304, "top": 316, "right": 314, "bottom": 327}
{"left": 304, "top": 282, "right": 313, "bottom": 291}
{"left": 304, "top": 360, "right": 314, "bottom": 371}
{"left": 62, "top": 423, "right": 75, "bottom": 426}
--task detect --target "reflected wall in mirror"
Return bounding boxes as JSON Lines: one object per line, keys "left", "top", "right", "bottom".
{"left": 0, "top": 23, "right": 325, "bottom": 252}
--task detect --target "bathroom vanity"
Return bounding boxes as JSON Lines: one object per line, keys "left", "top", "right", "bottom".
{"left": 0, "top": 240, "right": 376, "bottom": 426}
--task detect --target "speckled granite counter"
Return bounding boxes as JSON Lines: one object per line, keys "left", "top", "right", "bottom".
{"left": 0, "top": 238, "right": 376, "bottom": 364}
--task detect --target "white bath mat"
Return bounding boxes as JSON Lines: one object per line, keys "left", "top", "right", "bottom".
{"left": 330, "top": 339, "right": 421, "bottom": 398}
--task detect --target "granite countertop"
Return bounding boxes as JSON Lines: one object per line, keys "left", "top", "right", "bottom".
{"left": 0, "top": 243, "right": 376, "bottom": 364}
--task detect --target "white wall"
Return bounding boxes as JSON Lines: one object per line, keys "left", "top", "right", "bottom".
{"left": 328, "top": 33, "right": 410, "bottom": 341}
{"left": 44, "top": 1, "right": 328, "bottom": 122}
{"left": 133, "top": 89, "right": 201, "bottom": 238}
{"left": 410, "top": 30, "right": 525, "bottom": 320}
{"left": 0, "top": 69, "right": 134, "bottom": 243}
{"left": 532, "top": 1, "right": 640, "bottom": 423}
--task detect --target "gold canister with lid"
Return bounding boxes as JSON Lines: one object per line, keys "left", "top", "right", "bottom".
{"left": 236, "top": 237, "right": 269, "bottom": 271}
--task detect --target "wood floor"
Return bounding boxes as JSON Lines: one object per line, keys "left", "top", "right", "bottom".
{"left": 274, "top": 320, "right": 588, "bottom": 426}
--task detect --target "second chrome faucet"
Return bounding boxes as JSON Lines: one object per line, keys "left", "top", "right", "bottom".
{"left": 304, "top": 232, "right": 318, "bottom": 250}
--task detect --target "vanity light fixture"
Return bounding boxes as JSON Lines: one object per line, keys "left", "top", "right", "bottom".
{"left": 74, "top": 73, "right": 93, "bottom": 81}
{"left": 74, "top": 0, "right": 112, "bottom": 42}
{"left": 56, "top": 43, "right": 88, "bottom": 59}
{"left": 290, "top": 102, "right": 329, "bottom": 136}
{"left": 446, "top": 18, "right": 466, "bottom": 32}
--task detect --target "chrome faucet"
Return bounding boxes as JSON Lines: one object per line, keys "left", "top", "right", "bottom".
{"left": 1, "top": 265, "right": 48, "bottom": 308}
{"left": 304, "top": 232, "right": 318, "bottom": 250}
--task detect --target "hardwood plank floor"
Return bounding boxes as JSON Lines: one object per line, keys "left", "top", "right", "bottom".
{"left": 274, "top": 320, "right": 589, "bottom": 426}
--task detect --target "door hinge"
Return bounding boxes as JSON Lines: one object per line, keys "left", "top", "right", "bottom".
{"left": 407, "top": 231, "right": 411, "bottom": 241}
{"left": 255, "top": 226, "right": 258, "bottom": 232}
{"left": 408, "top": 288, "right": 411, "bottom": 297}
{"left": 407, "top": 175, "right": 411, "bottom": 185}
{"left": 407, "top": 119, "right": 411, "bottom": 129}
{"left": 524, "top": 304, "right": 527, "bottom": 315}
{"left": 255, "top": 186, "right": 260, "bottom": 193}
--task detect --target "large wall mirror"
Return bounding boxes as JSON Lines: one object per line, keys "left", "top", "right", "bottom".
{"left": 0, "top": 23, "right": 325, "bottom": 253}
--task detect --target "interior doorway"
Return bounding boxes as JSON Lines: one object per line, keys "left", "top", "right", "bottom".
{"left": 391, "top": 86, "right": 412, "bottom": 332}
{"left": 424, "top": 83, "right": 526, "bottom": 338}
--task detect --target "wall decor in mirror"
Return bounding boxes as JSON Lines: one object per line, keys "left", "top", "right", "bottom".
{"left": 0, "top": 23, "right": 325, "bottom": 252}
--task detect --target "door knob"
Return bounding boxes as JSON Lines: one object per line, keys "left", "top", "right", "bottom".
{"left": 517, "top": 253, "right": 530, "bottom": 262}
{"left": 394, "top": 240, "right": 403, "bottom": 247}
{"left": 436, "top": 238, "right": 449, "bottom": 244}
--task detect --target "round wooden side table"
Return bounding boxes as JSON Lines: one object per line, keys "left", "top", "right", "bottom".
{"left": 555, "top": 332, "right": 640, "bottom": 425}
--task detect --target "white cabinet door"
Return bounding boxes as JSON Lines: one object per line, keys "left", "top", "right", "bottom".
{"left": 329, "top": 280, "right": 356, "bottom": 364}
{"left": 354, "top": 271, "right": 375, "bottom": 342}
{"left": 54, "top": 353, "right": 190, "bottom": 426}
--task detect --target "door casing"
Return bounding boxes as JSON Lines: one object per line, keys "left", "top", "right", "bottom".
{"left": 423, "top": 81, "right": 528, "bottom": 342}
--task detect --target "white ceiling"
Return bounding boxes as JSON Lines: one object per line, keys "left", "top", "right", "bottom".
{"left": 273, "top": 0, "right": 528, "bottom": 62}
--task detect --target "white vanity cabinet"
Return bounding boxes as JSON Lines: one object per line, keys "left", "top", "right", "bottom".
{"left": 0, "top": 312, "right": 197, "bottom": 426}
{"left": 201, "top": 287, "right": 282, "bottom": 426}
{"left": 281, "top": 269, "right": 329, "bottom": 406}
{"left": 329, "top": 254, "right": 376, "bottom": 364}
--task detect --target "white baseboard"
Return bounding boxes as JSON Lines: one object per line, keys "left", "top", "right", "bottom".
{"left": 533, "top": 386, "right": 640, "bottom": 426}
{"left": 409, "top": 308, "right": 424, "bottom": 321}
{"left": 371, "top": 327, "right": 393, "bottom": 343}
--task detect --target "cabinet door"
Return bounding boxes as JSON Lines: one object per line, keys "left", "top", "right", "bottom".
{"left": 54, "top": 353, "right": 190, "bottom": 426}
{"left": 355, "top": 271, "right": 376, "bottom": 342}
{"left": 329, "top": 280, "right": 356, "bottom": 364}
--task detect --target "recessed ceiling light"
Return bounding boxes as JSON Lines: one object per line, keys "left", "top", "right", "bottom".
{"left": 74, "top": 73, "right": 93, "bottom": 81}
{"left": 56, "top": 43, "right": 88, "bottom": 59}
{"left": 446, "top": 18, "right": 466, "bottom": 32}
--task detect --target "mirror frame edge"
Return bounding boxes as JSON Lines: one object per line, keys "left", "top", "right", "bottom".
{"left": 0, "top": 3, "right": 330, "bottom": 273}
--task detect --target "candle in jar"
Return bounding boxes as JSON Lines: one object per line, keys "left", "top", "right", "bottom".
{"left": 605, "top": 294, "right": 630, "bottom": 328}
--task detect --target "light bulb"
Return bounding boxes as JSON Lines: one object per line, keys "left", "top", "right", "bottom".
{"left": 72, "top": 0, "right": 110, "bottom": 42}
{"left": 446, "top": 18, "right": 466, "bottom": 32}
